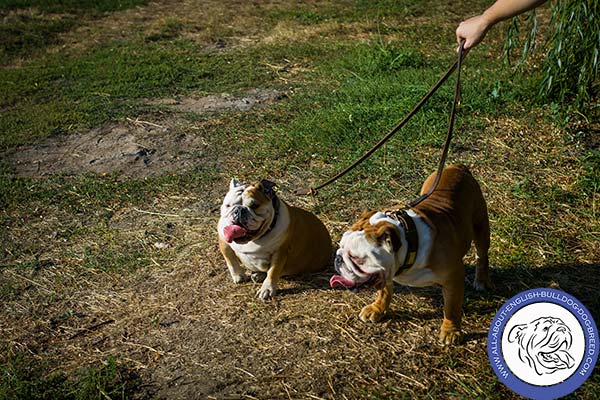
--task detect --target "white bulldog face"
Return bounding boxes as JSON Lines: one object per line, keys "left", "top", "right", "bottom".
{"left": 508, "top": 317, "right": 575, "bottom": 375}
{"left": 217, "top": 178, "right": 277, "bottom": 245}
{"left": 330, "top": 211, "right": 401, "bottom": 290}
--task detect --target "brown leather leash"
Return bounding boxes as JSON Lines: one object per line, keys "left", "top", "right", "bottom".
{"left": 295, "top": 41, "right": 466, "bottom": 208}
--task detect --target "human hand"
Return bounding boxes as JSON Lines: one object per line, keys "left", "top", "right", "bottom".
{"left": 456, "top": 14, "right": 493, "bottom": 53}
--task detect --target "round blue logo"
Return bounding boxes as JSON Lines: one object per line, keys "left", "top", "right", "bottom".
{"left": 488, "top": 288, "right": 598, "bottom": 399}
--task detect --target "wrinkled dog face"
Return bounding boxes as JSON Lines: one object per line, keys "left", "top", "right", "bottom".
{"left": 218, "top": 179, "right": 276, "bottom": 245}
{"left": 330, "top": 211, "right": 401, "bottom": 290}
{"left": 508, "top": 317, "right": 575, "bottom": 375}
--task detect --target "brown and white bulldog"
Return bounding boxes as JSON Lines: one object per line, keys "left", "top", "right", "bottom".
{"left": 218, "top": 179, "right": 332, "bottom": 300}
{"left": 331, "top": 164, "right": 491, "bottom": 345}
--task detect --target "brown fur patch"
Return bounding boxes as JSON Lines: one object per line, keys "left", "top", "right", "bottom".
{"left": 350, "top": 210, "right": 376, "bottom": 231}
{"left": 244, "top": 182, "right": 271, "bottom": 207}
{"left": 349, "top": 211, "right": 401, "bottom": 252}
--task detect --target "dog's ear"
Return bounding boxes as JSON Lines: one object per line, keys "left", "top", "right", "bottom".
{"left": 358, "top": 210, "right": 376, "bottom": 221}
{"left": 382, "top": 226, "right": 401, "bottom": 253}
{"left": 230, "top": 178, "right": 243, "bottom": 190}
{"left": 259, "top": 179, "right": 277, "bottom": 199}
{"left": 508, "top": 324, "right": 527, "bottom": 344}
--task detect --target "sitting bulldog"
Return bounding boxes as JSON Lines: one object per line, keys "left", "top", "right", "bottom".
{"left": 218, "top": 179, "right": 332, "bottom": 300}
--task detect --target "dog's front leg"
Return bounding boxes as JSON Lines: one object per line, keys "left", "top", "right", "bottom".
{"left": 219, "top": 239, "right": 248, "bottom": 283}
{"left": 257, "top": 250, "right": 287, "bottom": 301}
{"left": 359, "top": 282, "right": 393, "bottom": 323}
{"left": 440, "top": 277, "right": 465, "bottom": 345}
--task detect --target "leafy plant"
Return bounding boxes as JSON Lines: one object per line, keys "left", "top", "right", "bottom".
{"left": 503, "top": 0, "right": 599, "bottom": 107}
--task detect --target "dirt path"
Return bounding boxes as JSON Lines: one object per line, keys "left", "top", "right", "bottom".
{"left": 7, "top": 89, "right": 283, "bottom": 179}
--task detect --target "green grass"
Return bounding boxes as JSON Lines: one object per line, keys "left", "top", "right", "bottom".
{"left": 0, "top": 12, "right": 78, "bottom": 61}
{"left": 0, "top": 0, "right": 148, "bottom": 12}
{"left": 252, "top": 39, "right": 536, "bottom": 180}
{"left": 0, "top": 0, "right": 149, "bottom": 64}
{"left": 0, "top": 354, "right": 139, "bottom": 400}
{"left": 0, "top": 168, "right": 215, "bottom": 211}
{"left": 0, "top": 0, "right": 521, "bottom": 151}
{"left": 1, "top": 38, "right": 335, "bottom": 148}
{"left": 0, "top": 168, "right": 219, "bottom": 278}
{"left": 579, "top": 149, "right": 600, "bottom": 195}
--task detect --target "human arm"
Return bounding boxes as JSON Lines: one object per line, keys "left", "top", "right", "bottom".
{"left": 456, "top": 0, "right": 548, "bottom": 51}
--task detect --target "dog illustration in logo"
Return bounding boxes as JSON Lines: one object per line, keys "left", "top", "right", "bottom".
{"left": 507, "top": 317, "right": 576, "bottom": 375}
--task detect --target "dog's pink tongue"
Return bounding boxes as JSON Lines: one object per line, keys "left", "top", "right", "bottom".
{"left": 330, "top": 275, "right": 356, "bottom": 289}
{"left": 223, "top": 225, "right": 247, "bottom": 243}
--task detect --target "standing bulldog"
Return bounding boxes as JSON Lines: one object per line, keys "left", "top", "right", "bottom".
{"left": 218, "top": 179, "right": 332, "bottom": 300}
{"left": 331, "top": 164, "right": 491, "bottom": 345}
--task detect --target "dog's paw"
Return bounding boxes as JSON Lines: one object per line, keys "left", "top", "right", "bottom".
{"left": 359, "top": 304, "right": 385, "bottom": 323}
{"left": 230, "top": 273, "right": 249, "bottom": 284}
{"left": 439, "top": 328, "right": 464, "bottom": 346}
{"left": 257, "top": 282, "right": 276, "bottom": 301}
{"left": 251, "top": 272, "right": 267, "bottom": 283}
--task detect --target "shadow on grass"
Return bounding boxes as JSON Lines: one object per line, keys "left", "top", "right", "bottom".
{"left": 480, "top": 263, "right": 600, "bottom": 321}
{"left": 280, "top": 263, "right": 600, "bottom": 324}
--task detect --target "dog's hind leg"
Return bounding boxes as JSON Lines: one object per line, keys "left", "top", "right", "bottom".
{"left": 440, "top": 272, "right": 465, "bottom": 345}
{"left": 472, "top": 216, "right": 491, "bottom": 291}
{"left": 440, "top": 274, "right": 465, "bottom": 345}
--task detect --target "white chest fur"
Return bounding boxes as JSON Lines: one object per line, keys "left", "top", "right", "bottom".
{"left": 234, "top": 251, "right": 272, "bottom": 272}
{"left": 229, "top": 202, "right": 291, "bottom": 272}
{"left": 393, "top": 268, "right": 437, "bottom": 287}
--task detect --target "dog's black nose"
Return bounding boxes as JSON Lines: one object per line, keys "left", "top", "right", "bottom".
{"left": 334, "top": 254, "right": 344, "bottom": 271}
{"left": 231, "top": 206, "right": 248, "bottom": 225}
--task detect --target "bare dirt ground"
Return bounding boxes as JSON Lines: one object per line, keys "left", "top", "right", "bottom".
{"left": 8, "top": 89, "right": 283, "bottom": 179}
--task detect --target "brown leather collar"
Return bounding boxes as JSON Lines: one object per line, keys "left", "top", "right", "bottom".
{"left": 384, "top": 209, "right": 419, "bottom": 275}
{"left": 264, "top": 196, "right": 280, "bottom": 235}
